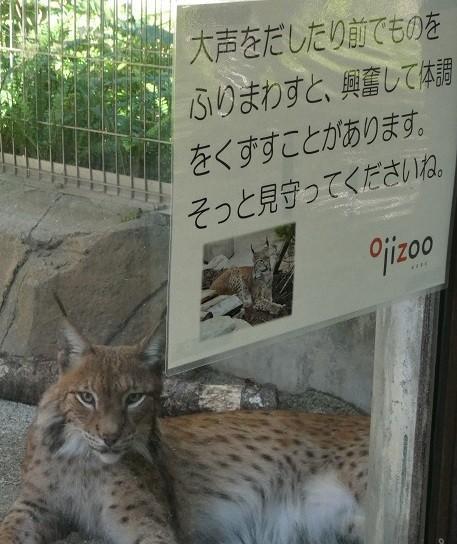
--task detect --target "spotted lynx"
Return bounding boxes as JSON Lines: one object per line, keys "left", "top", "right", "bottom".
{"left": 210, "top": 240, "right": 285, "bottom": 315}
{"left": 0, "top": 306, "right": 369, "bottom": 544}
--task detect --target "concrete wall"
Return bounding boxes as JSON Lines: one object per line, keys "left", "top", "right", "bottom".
{"left": 0, "top": 174, "right": 374, "bottom": 411}
{"left": 215, "top": 313, "right": 374, "bottom": 413}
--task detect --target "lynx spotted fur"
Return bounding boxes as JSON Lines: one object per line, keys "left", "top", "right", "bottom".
{"left": 0, "top": 314, "right": 369, "bottom": 544}
{"left": 210, "top": 241, "right": 285, "bottom": 315}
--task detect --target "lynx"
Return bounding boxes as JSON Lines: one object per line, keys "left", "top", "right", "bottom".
{"left": 210, "top": 240, "right": 285, "bottom": 316}
{"left": 0, "top": 308, "right": 369, "bottom": 544}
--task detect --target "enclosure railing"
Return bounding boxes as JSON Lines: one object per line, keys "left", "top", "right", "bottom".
{"left": 0, "top": 0, "right": 172, "bottom": 203}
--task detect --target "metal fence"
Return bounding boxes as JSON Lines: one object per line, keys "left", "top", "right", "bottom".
{"left": 0, "top": 0, "right": 173, "bottom": 202}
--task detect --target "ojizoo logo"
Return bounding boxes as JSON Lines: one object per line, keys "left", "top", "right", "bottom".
{"left": 370, "top": 235, "right": 433, "bottom": 277}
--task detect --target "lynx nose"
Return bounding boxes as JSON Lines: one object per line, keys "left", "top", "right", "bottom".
{"left": 102, "top": 433, "right": 121, "bottom": 448}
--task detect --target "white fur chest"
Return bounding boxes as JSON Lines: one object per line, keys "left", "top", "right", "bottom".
{"left": 49, "top": 455, "right": 105, "bottom": 536}
{"left": 181, "top": 471, "right": 364, "bottom": 544}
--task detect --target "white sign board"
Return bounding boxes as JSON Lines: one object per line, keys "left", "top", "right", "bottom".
{"left": 168, "top": 0, "right": 457, "bottom": 372}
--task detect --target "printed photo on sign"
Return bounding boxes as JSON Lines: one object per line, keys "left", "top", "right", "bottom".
{"left": 200, "top": 224, "right": 295, "bottom": 340}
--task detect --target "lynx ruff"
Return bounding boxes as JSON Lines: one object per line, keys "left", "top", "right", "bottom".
{"left": 0, "top": 315, "right": 369, "bottom": 544}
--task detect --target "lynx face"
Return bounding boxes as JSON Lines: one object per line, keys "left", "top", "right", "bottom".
{"left": 58, "top": 349, "right": 159, "bottom": 464}
{"left": 251, "top": 242, "right": 272, "bottom": 279}
{"left": 39, "top": 320, "right": 162, "bottom": 465}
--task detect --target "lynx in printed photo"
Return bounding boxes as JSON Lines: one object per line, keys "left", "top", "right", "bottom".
{"left": 201, "top": 224, "right": 296, "bottom": 336}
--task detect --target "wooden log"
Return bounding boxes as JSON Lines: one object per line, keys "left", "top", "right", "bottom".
{"left": 162, "top": 374, "right": 278, "bottom": 416}
{"left": 0, "top": 353, "right": 279, "bottom": 415}
{"left": 0, "top": 354, "right": 58, "bottom": 405}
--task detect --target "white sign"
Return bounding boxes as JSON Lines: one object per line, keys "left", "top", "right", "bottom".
{"left": 167, "top": 0, "right": 457, "bottom": 372}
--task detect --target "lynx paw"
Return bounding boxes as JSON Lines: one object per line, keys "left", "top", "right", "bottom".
{"left": 270, "top": 303, "right": 286, "bottom": 315}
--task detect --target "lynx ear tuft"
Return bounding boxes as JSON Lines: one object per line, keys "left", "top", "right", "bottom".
{"left": 57, "top": 320, "right": 94, "bottom": 371}
{"left": 60, "top": 319, "right": 94, "bottom": 370}
{"left": 137, "top": 334, "right": 164, "bottom": 373}
{"left": 54, "top": 293, "right": 93, "bottom": 371}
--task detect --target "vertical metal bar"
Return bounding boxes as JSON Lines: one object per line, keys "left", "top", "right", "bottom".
{"left": 158, "top": 0, "right": 162, "bottom": 196}
{"left": 114, "top": 0, "right": 119, "bottom": 194}
{"left": 60, "top": 0, "right": 66, "bottom": 183}
{"left": 9, "top": 0, "right": 17, "bottom": 173}
{"left": 8, "top": 0, "right": 13, "bottom": 68}
{"left": 168, "top": 0, "right": 173, "bottom": 200}
{"left": 0, "top": 107, "right": 4, "bottom": 170}
{"left": 100, "top": 0, "right": 106, "bottom": 192}
{"left": 0, "top": 0, "right": 3, "bottom": 170}
{"left": 0, "top": 32, "right": 3, "bottom": 166}
{"left": 129, "top": 0, "right": 134, "bottom": 199}
{"left": 73, "top": 0, "right": 79, "bottom": 186}
{"left": 143, "top": 0, "right": 148, "bottom": 200}
{"left": 87, "top": 0, "right": 93, "bottom": 189}
{"left": 35, "top": 0, "right": 41, "bottom": 177}
{"left": 155, "top": 0, "right": 159, "bottom": 195}
{"left": 22, "top": 0, "right": 29, "bottom": 176}
{"left": 47, "top": 0, "right": 53, "bottom": 181}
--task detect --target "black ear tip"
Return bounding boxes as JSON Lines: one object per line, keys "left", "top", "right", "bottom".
{"left": 138, "top": 334, "right": 165, "bottom": 371}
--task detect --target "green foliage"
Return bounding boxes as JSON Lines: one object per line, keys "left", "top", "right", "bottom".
{"left": 0, "top": 0, "right": 173, "bottom": 182}
{"left": 274, "top": 223, "right": 295, "bottom": 274}
{"left": 275, "top": 223, "right": 296, "bottom": 241}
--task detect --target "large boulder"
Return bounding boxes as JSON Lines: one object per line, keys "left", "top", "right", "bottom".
{"left": 0, "top": 179, "right": 169, "bottom": 403}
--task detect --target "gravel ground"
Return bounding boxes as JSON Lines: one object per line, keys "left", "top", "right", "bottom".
{"left": 0, "top": 400, "right": 34, "bottom": 519}
{"left": 0, "top": 400, "right": 96, "bottom": 543}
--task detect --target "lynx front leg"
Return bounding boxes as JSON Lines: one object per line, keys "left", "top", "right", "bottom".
{"left": 0, "top": 493, "right": 63, "bottom": 544}
{"left": 253, "top": 298, "right": 285, "bottom": 315}
{"left": 99, "top": 478, "right": 178, "bottom": 544}
{"left": 234, "top": 279, "right": 252, "bottom": 308}
{"left": 101, "top": 505, "right": 178, "bottom": 544}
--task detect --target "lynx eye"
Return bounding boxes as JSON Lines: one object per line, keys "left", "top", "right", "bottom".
{"left": 125, "top": 393, "right": 146, "bottom": 408}
{"left": 76, "top": 391, "right": 96, "bottom": 408}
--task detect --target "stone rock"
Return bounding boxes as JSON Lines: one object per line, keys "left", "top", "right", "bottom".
{"left": 0, "top": 179, "right": 170, "bottom": 362}
{"left": 0, "top": 235, "right": 29, "bottom": 309}
{"left": 201, "top": 295, "right": 243, "bottom": 318}
{"left": 232, "top": 318, "right": 253, "bottom": 330}
{"left": 203, "top": 239, "right": 234, "bottom": 263}
{"left": 200, "top": 316, "right": 236, "bottom": 340}
{"left": 204, "top": 254, "right": 231, "bottom": 271}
